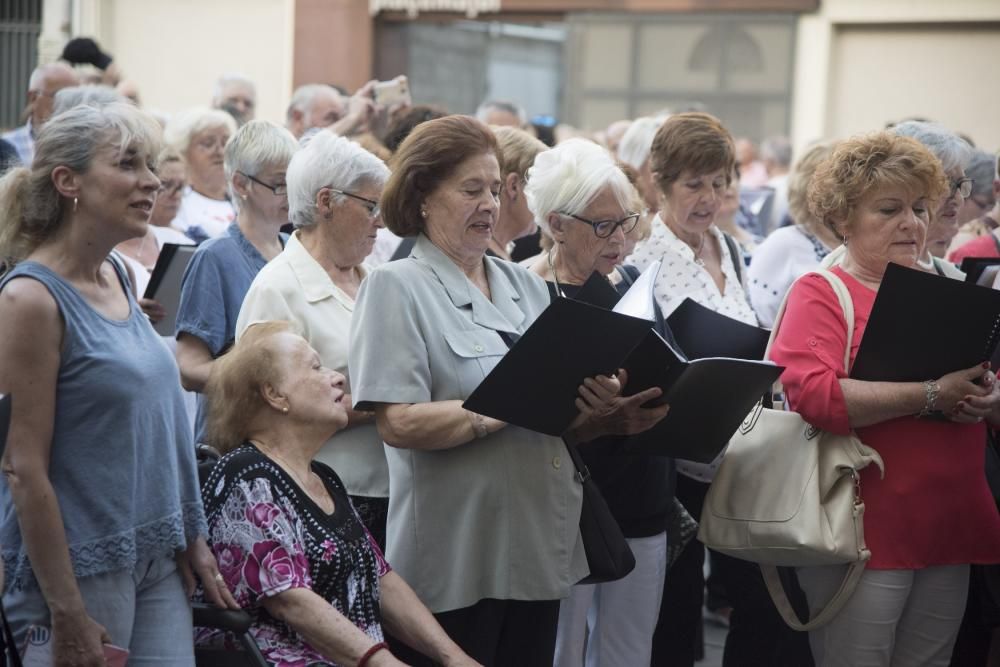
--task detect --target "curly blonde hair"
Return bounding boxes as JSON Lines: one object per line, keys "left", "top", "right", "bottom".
{"left": 205, "top": 321, "right": 292, "bottom": 454}
{"left": 808, "top": 131, "right": 948, "bottom": 236}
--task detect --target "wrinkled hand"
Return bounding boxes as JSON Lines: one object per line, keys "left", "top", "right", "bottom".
{"left": 51, "top": 609, "right": 110, "bottom": 667}
{"left": 138, "top": 297, "right": 165, "bottom": 324}
{"left": 569, "top": 369, "right": 670, "bottom": 441}
{"left": 176, "top": 535, "right": 240, "bottom": 609}
{"left": 936, "top": 363, "right": 993, "bottom": 424}
{"left": 340, "top": 80, "right": 378, "bottom": 135}
{"left": 954, "top": 368, "right": 1000, "bottom": 424}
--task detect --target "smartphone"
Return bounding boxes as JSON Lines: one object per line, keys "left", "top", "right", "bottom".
{"left": 373, "top": 78, "right": 410, "bottom": 107}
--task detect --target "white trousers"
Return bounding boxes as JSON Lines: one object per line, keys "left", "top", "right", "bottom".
{"left": 553, "top": 531, "right": 667, "bottom": 667}
{"left": 797, "top": 563, "right": 970, "bottom": 667}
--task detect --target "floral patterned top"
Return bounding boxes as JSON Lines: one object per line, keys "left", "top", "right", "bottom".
{"left": 196, "top": 444, "right": 391, "bottom": 667}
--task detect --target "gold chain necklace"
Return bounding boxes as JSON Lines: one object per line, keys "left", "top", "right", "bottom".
{"left": 251, "top": 439, "right": 314, "bottom": 492}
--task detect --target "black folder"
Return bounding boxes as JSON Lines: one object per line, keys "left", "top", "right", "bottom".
{"left": 666, "top": 298, "right": 770, "bottom": 361}
{"left": 462, "top": 297, "right": 654, "bottom": 436}
{"left": 615, "top": 330, "right": 782, "bottom": 461}
{"left": 960, "top": 257, "right": 1000, "bottom": 285}
{"left": 851, "top": 262, "right": 1000, "bottom": 382}
{"left": 143, "top": 243, "right": 196, "bottom": 336}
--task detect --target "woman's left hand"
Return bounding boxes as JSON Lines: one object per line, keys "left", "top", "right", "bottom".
{"left": 176, "top": 535, "right": 240, "bottom": 609}
{"left": 138, "top": 297, "right": 166, "bottom": 324}
{"left": 958, "top": 370, "right": 1000, "bottom": 425}
{"left": 570, "top": 369, "right": 671, "bottom": 441}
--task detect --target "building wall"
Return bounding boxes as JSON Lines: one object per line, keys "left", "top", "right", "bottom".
{"left": 791, "top": 0, "right": 1000, "bottom": 153}
{"left": 70, "top": 0, "right": 296, "bottom": 123}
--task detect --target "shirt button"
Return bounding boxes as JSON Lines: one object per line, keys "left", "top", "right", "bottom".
{"left": 474, "top": 344, "right": 484, "bottom": 353}
{"left": 552, "top": 456, "right": 562, "bottom": 469}
{"left": 808, "top": 338, "right": 818, "bottom": 347}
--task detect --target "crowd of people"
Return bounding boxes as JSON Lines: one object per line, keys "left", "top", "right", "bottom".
{"left": 1, "top": 33, "right": 1000, "bottom": 667}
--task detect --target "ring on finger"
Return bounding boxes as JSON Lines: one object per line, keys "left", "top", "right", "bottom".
{"left": 214, "top": 573, "right": 226, "bottom": 585}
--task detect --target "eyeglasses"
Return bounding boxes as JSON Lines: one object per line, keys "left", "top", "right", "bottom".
{"left": 560, "top": 212, "right": 641, "bottom": 238}
{"left": 241, "top": 172, "right": 288, "bottom": 196}
{"left": 329, "top": 189, "right": 381, "bottom": 218}
{"left": 949, "top": 178, "right": 974, "bottom": 199}
{"left": 157, "top": 179, "right": 186, "bottom": 196}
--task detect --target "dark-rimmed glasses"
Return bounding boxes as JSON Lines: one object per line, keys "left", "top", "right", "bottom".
{"left": 241, "top": 172, "right": 288, "bottom": 196}
{"left": 329, "top": 189, "right": 381, "bottom": 218}
{"left": 949, "top": 178, "right": 974, "bottom": 199}
{"left": 560, "top": 212, "right": 640, "bottom": 238}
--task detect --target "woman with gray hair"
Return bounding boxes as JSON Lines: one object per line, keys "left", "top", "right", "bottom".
{"left": 525, "top": 138, "right": 675, "bottom": 667}
{"left": 164, "top": 107, "right": 238, "bottom": 242}
{"left": 175, "top": 119, "right": 298, "bottom": 444}
{"left": 236, "top": 130, "right": 394, "bottom": 547}
{"left": 891, "top": 120, "right": 972, "bottom": 278}
{"left": 0, "top": 102, "right": 237, "bottom": 664}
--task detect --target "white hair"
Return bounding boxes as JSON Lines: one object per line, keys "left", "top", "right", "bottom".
{"left": 286, "top": 130, "right": 390, "bottom": 229}
{"left": 286, "top": 84, "right": 341, "bottom": 120}
{"left": 223, "top": 120, "right": 299, "bottom": 211}
{"left": 616, "top": 116, "right": 664, "bottom": 170}
{"left": 213, "top": 73, "right": 256, "bottom": 103}
{"left": 52, "top": 85, "right": 124, "bottom": 116}
{"left": 163, "top": 107, "right": 237, "bottom": 156}
{"left": 891, "top": 121, "right": 972, "bottom": 174}
{"left": 476, "top": 99, "right": 527, "bottom": 126}
{"left": 525, "top": 138, "right": 634, "bottom": 235}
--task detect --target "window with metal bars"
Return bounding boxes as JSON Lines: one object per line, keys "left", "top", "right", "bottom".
{"left": 0, "top": 0, "right": 42, "bottom": 131}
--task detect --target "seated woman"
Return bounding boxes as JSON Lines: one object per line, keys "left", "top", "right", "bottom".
{"left": 199, "top": 322, "right": 479, "bottom": 667}
{"left": 771, "top": 131, "right": 1000, "bottom": 666}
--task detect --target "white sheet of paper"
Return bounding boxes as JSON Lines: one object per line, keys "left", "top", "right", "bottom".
{"left": 613, "top": 258, "right": 661, "bottom": 321}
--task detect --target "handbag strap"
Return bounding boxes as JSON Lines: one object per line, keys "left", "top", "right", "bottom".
{"left": 761, "top": 561, "right": 866, "bottom": 632}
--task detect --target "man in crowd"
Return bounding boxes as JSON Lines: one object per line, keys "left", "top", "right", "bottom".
{"left": 2, "top": 62, "right": 79, "bottom": 165}
{"left": 285, "top": 82, "right": 376, "bottom": 139}
{"left": 212, "top": 73, "right": 257, "bottom": 126}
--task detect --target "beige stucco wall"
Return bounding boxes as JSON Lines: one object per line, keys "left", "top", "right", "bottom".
{"left": 791, "top": 0, "right": 1000, "bottom": 153}
{"left": 60, "top": 0, "right": 296, "bottom": 124}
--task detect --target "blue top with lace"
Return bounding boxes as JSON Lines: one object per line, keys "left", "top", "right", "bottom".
{"left": 0, "top": 258, "right": 207, "bottom": 591}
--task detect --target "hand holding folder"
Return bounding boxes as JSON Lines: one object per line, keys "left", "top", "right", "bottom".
{"left": 143, "top": 242, "right": 196, "bottom": 336}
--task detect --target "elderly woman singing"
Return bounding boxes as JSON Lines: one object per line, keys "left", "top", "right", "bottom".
{"left": 770, "top": 131, "right": 1000, "bottom": 666}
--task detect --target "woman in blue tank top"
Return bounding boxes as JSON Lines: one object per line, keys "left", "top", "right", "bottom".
{"left": 0, "top": 102, "right": 238, "bottom": 665}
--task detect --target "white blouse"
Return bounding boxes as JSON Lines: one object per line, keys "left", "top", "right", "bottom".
{"left": 626, "top": 216, "right": 757, "bottom": 482}
{"left": 747, "top": 225, "right": 832, "bottom": 328}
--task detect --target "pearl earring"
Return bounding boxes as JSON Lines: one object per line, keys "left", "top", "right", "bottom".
{"left": 421, "top": 209, "right": 428, "bottom": 218}
{"left": 282, "top": 406, "right": 289, "bottom": 414}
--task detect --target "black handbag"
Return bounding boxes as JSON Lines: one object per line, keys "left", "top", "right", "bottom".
{"left": 563, "top": 439, "right": 636, "bottom": 584}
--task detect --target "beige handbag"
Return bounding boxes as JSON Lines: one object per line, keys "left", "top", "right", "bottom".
{"left": 697, "top": 270, "right": 884, "bottom": 631}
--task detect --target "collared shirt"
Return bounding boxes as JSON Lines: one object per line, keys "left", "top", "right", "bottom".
{"left": 236, "top": 231, "right": 388, "bottom": 498}
{"left": 349, "top": 233, "right": 587, "bottom": 613}
{"left": 1, "top": 122, "right": 34, "bottom": 166}
{"left": 626, "top": 216, "right": 757, "bottom": 483}
{"left": 748, "top": 225, "right": 832, "bottom": 328}
{"left": 176, "top": 223, "right": 285, "bottom": 441}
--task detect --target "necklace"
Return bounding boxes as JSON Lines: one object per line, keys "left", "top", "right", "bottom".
{"left": 690, "top": 232, "right": 707, "bottom": 266}
{"left": 251, "top": 439, "right": 314, "bottom": 492}
{"left": 547, "top": 249, "right": 565, "bottom": 297}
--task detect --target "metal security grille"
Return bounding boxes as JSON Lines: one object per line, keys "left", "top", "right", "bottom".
{"left": 0, "top": 0, "right": 42, "bottom": 130}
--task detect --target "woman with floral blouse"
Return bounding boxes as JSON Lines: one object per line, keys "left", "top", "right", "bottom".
{"left": 196, "top": 321, "right": 478, "bottom": 667}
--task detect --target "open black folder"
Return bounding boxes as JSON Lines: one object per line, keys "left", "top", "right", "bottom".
{"left": 0, "top": 394, "right": 11, "bottom": 455}
{"left": 960, "top": 257, "right": 1000, "bottom": 285}
{"left": 666, "top": 298, "right": 771, "bottom": 361}
{"left": 463, "top": 273, "right": 783, "bottom": 462}
{"left": 462, "top": 298, "right": 654, "bottom": 436}
{"left": 851, "top": 262, "right": 1000, "bottom": 382}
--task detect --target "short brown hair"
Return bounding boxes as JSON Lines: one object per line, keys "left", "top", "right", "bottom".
{"left": 205, "top": 321, "right": 292, "bottom": 454}
{"left": 808, "top": 131, "right": 948, "bottom": 235}
{"left": 382, "top": 115, "right": 500, "bottom": 237}
{"left": 650, "top": 112, "right": 735, "bottom": 194}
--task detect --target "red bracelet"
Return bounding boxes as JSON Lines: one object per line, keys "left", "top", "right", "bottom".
{"left": 357, "top": 641, "right": 390, "bottom": 667}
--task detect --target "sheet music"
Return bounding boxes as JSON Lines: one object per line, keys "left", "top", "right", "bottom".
{"left": 613, "top": 258, "right": 661, "bottom": 321}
